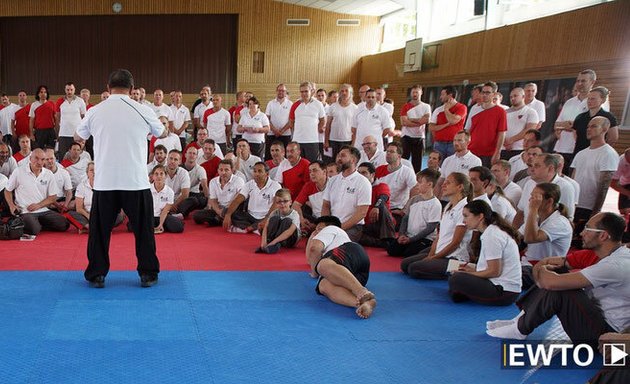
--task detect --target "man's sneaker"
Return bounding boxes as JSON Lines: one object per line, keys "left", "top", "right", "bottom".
{"left": 88, "top": 275, "right": 105, "bottom": 288}
{"left": 140, "top": 275, "right": 158, "bottom": 288}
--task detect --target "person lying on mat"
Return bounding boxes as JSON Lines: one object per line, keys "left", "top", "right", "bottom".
{"left": 486, "top": 212, "right": 630, "bottom": 350}
{"left": 306, "top": 215, "right": 376, "bottom": 319}
{"left": 256, "top": 188, "right": 300, "bottom": 254}
{"left": 448, "top": 200, "right": 522, "bottom": 306}
{"left": 70, "top": 161, "right": 123, "bottom": 232}
{"left": 400, "top": 172, "right": 473, "bottom": 279}
{"left": 136, "top": 165, "right": 183, "bottom": 234}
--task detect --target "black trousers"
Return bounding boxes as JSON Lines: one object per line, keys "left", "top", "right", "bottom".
{"left": 400, "top": 248, "right": 450, "bottom": 280}
{"left": 177, "top": 193, "right": 208, "bottom": 218}
{"left": 516, "top": 286, "right": 615, "bottom": 348}
{"left": 401, "top": 136, "right": 423, "bottom": 172}
{"left": 85, "top": 189, "right": 159, "bottom": 281}
{"left": 448, "top": 272, "right": 519, "bottom": 306}
{"left": 33, "top": 128, "right": 56, "bottom": 150}
{"left": 266, "top": 215, "right": 298, "bottom": 248}
{"left": 57, "top": 136, "right": 75, "bottom": 162}
{"left": 329, "top": 140, "right": 351, "bottom": 162}
{"left": 387, "top": 238, "right": 433, "bottom": 258}
{"left": 231, "top": 210, "right": 261, "bottom": 230}
{"left": 22, "top": 210, "right": 69, "bottom": 235}
{"left": 299, "top": 142, "right": 321, "bottom": 163}
{"left": 359, "top": 207, "right": 396, "bottom": 248}
{"left": 249, "top": 142, "right": 265, "bottom": 159}
{"left": 217, "top": 143, "right": 228, "bottom": 155}
{"left": 193, "top": 207, "right": 225, "bottom": 226}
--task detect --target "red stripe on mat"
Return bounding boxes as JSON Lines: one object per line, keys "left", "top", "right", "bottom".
{"left": 0, "top": 222, "right": 402, "bottom": 272}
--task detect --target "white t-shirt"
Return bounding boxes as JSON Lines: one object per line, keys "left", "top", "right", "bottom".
{"left": 238, "top": 177, "right": 281, "bottom": 219}
{"left": 0, "top": 103, "right": 19, "bottom": 136}
{"left": 292, "top": 99, "right": 325, "bottom": 143}
{"left": 502, "top": 181, "right": 522, "bottom": 207}
{"left": 405, "top": 196, "right": 442, "bottom": 240}
{"left": 560, "top": 175, "right": 580, "bottom": 208}
{"left": 313, "top": 225, "right": 352, "bottom": 254}
{"left": 518, "top": 175, "right": 575, "bottom": 220}
{"left": 402, "top": 101, "right": 431, "bottom": 138}
{"left": 553, "top": 96, "right": 609, "bottom": 153}
{"left": 358, "top": 150, "right": 387, "bottom": 168}
{"left": 520, "top": 210, "right": 572, "bottom": 262}
{"left": 525, "top": 98, "right": 546, "bottom": 123}
{"left": 50, "top": 166, "right": 73, "bottom": 198}
{"left": 194, "top": 101, "right": 214, "bottom": 126}
{"left": 323, "top": 171, "right": 372, "bottom": 225}
{"left": 185, "top": 164, "right": 207, "bottom": 194}
{"left": 150, "top": 183, "right": 174, "bottom": 217}
{"left": 240, "top": 110, "right": 270, "bottom": 144}
{"left": 376, "top": 165, "right": 417, "bottom": 209}
{"left": 151, "top": 103, "right": 172, "bottom": 120}
{"left": 613, "top": 154, "right": 630, "bottom": 185}
{"left": 490, "top": 193, "right": 516, "bottom": 223}
{"left": 64, "top": 157, "right": 90, "bottom": 189}
{"left": 154, "top": 133, "right": 182, "bottom": 154}
{"left": 508, "top": 155, "right": 527, "bottom": 181}
{"left": 270, "top": 208, "right": 301, "bottom": 234}
{"left": 170, "top": 104, "right": 192, "bottom": 138}
{"left": 75, "top": 178, "right": 94, "bottom": 212}
{"left": 265, "top": 98, "right": 292, "bottom": 137}
{"left": 76, "top": 94, "right": 165, "bottom": 190}
{"left": 570, "top": 144, "right": 619, "bottom": 210}
{"left": 504, "top": 105, "right": 539, "bottom": 151}
{"left": 580, "top": 246, "right": 630, "bottom": 332}
{"left": 205, "top": 108, "right": 231, "bottom": 144}
{"left": 477, "top": 224, "right": 522, "bottom": 293}
{"left": 57, "top": 97, "right": 87, "bottom": 137}
{"left": 352, "top": 104, "right": 392, "bottom": 152}
{"left": 209, "top": 174, "right": 245, "bottom": 208}
{"left": 327, "top": 102, "right": 357, "bottom": 142}
{"left": 6, "top": 165, "right": 58, "bottom": 213}
{"left": 0, "top": 173, "right": 6, "bottom": 192}
{"left": 0, "top": 156, "right": 18, "bottom": 178}
{"left": 435, "top": 198, "right": 471, "bottom": 262}
{"left": 237, "top": 154, "right": 262, "bottom": 181}
{"left": 441, "top": 151, "right": 482, "bottom": 180}
{"left": 165, "top": 167, "right": 191, "bottom": 200}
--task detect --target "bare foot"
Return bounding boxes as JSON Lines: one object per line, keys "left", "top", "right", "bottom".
{"left": 356, "top": 289, "right": 375, "bottom": 306}
{"left": 356, "top": 298, "right": 376, "bottom": 319}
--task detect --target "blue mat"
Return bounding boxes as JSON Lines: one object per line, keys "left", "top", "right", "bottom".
{"left": 0, "top": 271, "right": 599, "bottom": 383}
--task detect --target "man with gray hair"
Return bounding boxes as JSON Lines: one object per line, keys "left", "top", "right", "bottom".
{"left": 289, "top": 82, "right": 326, "bottom": 162}
{"left": 325, "top": 83, "right": 357, "bottom": 160}
{"left": 523, "top": 82, "right": 545, "bottom": 128}
{"left": 265, "top": 83, "right": 292, "bottom": 159}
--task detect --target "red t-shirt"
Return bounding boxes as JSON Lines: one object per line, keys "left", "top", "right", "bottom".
{"left": 60, "top": 158, "right": 76, "bottom": 168}
{"left": 86, "top": 103, "right": 94, "bottom": 110}
{"left": 13, "top": 152, "right": 26, "bottom": 163}
{"left": 566, "top": 249, "right": 599, "bottom": 270}
{"left": 265, "top": 159, "right": 279, "bottom": 170}
{"left": 14, "top": 104, "right": 31, "bottom": 137}
{"left": 200, "top": 156, "right": 221, "bottom": 180}
{"left": 433, "top": 103, "right": 467, "bottom": 142}
{"left": 295, "top": 181, "right": 318, "bottom": 205}
{"left": 33, "top": 100, "right": 56, "bottom": 129}
{"left": 281, "top": 158, "right": 311, "bottom": 200}
{"left": 202, "top": 107, "right": 216, "bottom": 127}
{"left": 468, "top": 105, "right": 507, "bottom": 157}
{"left": 182, "top": 142, "right": 201, "bottom": 163}
{"left": 365, "top": 183, "right": 391, "bottom": 225}
{"left": 399, "top": 102, "right": 413, "bottom": 117}
{"left": 375, "top": 164, "right": 390, "bottom": 180}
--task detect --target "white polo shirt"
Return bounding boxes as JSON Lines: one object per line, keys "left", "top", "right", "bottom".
{"left": 238, "top": 177, "right": 281, "bottom": 219}
{"left": 508, "top": 154, "right": 527, "bottom": 180}
{"left": 50, "top": 166, "right": 73, "bottom": 198}
{"left": 57, "top": 97, "right": 87, "bottom": 137}
{"left": 170, "top": 104, "right": 191, "bottom": 138}
{"left": 323, "top": 171, "right": 372, "bottom": 225}
{"left": 147, "top": 159, "right": 166, "bottom": 175}
{"left": 151, "top": 103, "right": 172, "bottom": 121}
{"left": 150, "top": 183, "right": 174, "bottom": 217}
{"left": 185, "top": 164, "right": 207, "bottom": 194}
{"left": 359, "top": 150, "right": 386, "bottom": 168}
{"left": 292, "top": 99, "right": 325, "bottom": 144}
{"left": 205, "top": 108, "right": 231, "bottom": 144}
{"left": 0, "top": 103, "right": 19, "bottom": 136}
{"left": 402, "top": 101, "right": 431, "bottom": 138}
{"left": 520, "top": 210, "right": 572, "bottom": 262}
{"left": 0, "top": 156, "right": 18, "bottom": 178}
{"left": 504, "top": 105, "right": 539, "bottom": 151}
{"left": 502, "top": 181, "right": 522, "bottom": 207}
{"left": 194, "top": 101, "right": 214, "bottom": 127}
{"left": 435, "top": 198, "right": 471, "bottom": 262}
{"left": 376, "top": 165, "right": 417, "bottom": 209}
{"left": 405, "top": 196, "right": 442, "bottom": 240}
{"left": 0, "top": 173, "right": 7, "bottom": 192}
{"left": 313, "top": 225, "right": 352, "bottom": 254}
{"left": 165, "top": 167, "right": 191, "bottom": 199}
{"left": 6, "top": 165, "right": 58, "bottom": 213}
{"left": 525, "top": 98, "right": 546, "bottom": 123}
{"left": 571, "top": 144, "right": 619, "bottom": 210}
{"left": 154, "top": 133, "right": 182, "bottom": 154}
{"left": 352, "top": 104, "right": 392, "bottom": 152}
{"left": 237, "top": 154, "right": 262, "bottom": 181}
{"left": 477, "top": 224, "right": 522, "bottom": 293}
{"left": 76, "top": 94, "right": 165, "bottom": 190}
{"left": 64, "top": 157, "right": 90, "bottom": 189}
{"left": 265, "top": 98, "right": 292, "bottom": 137}
{"left": 75, "top": 178, "right": 94, "bottom": 212}
{"left": 490, "top": 193, "right": 516, "bottom": 223}
{"left": 240, "top": 110, "right": 270, "bottom": 144}
{"left": 327, "top": 102, "right": 357, "bottom": 142}
{"left": 441, "top": 151, "right": 482, "bottom": 180}
{"left": 209, "top": 174, "right": 245, "bottom": 208}
{"left": 518, "top": 174, "right": 575, "bottom": 220}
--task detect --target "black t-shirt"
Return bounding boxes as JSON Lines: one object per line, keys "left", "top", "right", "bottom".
{"left": 573, "top": 108, "right": 617, "bottom": 154}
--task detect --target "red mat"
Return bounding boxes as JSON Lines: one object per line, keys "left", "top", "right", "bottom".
{"left": 0, "top": 220, "right": 402, "bottom": 272}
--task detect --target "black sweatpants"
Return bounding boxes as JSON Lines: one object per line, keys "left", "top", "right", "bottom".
{"left": 85, "top": 189, "right": 159, "bottom": 281}
{"left": 177, "top": 193, "right": 208, "bottom": 218}
{"left": 401, "top": 136, "right": 423, "bottom": 172}
{"left": 231, "top": 210, "right": 261, "bottom": 230}
{"left": 448, "top": 272, "right": 519, "bottom": 306}
{"left": 33, "top": 128, "right": 56, "bottom": 150}
{"left": 22, "top": 210, "right": 69, "bottom": 235}
{"left": 193, "top": 208, "right": 225, "bottom": 226}
{"left": 400, "top": 248, "right": 450, "bottom": 280}
{"left": 329, "top": 140, "right": 351, "bottom": 162}
{"left": 265, "top": 215, "right": 298, "bottom": 248}
{"left": 387, "top": 238, "right": 433, "bottom": 258}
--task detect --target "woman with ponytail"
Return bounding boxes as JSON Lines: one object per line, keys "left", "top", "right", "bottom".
{"left": 520, "top": 182, "right": 573, "bottom": 289}
{"left": 401, "top": 172, "right": 473, "bottom": 279}
{"left": 448, "top": 200, "right": 522, "bottom": 306}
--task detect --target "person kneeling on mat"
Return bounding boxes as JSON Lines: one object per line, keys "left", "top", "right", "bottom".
{"left": 256, "top": 188, "right": 300, "bottom": 254}
{"left": 306, "top": 215, "right": 376, "bottom": 319}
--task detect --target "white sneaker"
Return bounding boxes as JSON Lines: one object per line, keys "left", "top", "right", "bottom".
{"left": 486, "top": 321, "right": 527, "bottom": 340}
{"left": 229, "top": 226, "right": 247, "bottom": 233}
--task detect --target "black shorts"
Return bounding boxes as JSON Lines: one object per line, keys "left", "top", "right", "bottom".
{"left": 315, "top": 242, "right": 370, "bottom": 294}
{"left": 618, "top": 184, "right": 630, "bottom": 210}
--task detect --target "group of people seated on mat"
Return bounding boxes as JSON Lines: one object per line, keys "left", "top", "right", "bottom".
{"left": 1, "top": 72, "right": 629, "bottom": 372}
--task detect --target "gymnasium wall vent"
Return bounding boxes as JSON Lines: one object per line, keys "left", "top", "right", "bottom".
{"left": 336, "top": 19, "right": 360, "bottom": 26}
{"left": 286, "top": 19, "right": 310, "bottom": 26}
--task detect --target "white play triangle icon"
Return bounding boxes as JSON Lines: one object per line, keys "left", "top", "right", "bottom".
{"left": 604, "top": 343, "right": 628, "bottom": 366}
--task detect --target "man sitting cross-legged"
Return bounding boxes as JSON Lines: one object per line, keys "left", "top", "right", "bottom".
{"left": 306, "top": 215, "right": 376, "bottom": 319}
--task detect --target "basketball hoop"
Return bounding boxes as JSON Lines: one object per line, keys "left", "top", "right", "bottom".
{"left": 394, "top": 63, "right": 415, "bottom": 78}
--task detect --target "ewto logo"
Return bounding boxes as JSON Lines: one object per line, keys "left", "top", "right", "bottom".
{"left": 502, "top": 341, "right": 594, "bottom": 369}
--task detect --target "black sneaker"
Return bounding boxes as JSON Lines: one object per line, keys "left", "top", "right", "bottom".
{"left": 89, "top": 275, "right": 105, "bottom": 288}
{"left": 140, "top": 275, "right": 158, "bottom": 288}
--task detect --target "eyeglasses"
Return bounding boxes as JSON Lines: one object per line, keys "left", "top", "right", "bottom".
{"left": 583, "top": 226, "right": 606, "bottom": 233}
{"left": 362, "top": 142, "right": 376, "bottom": 146}
{"left": 276, "top": 199, "right": 291, "bottom": 204}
